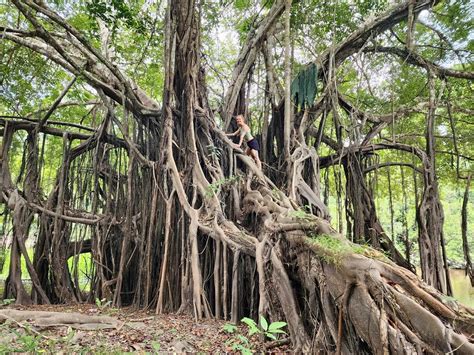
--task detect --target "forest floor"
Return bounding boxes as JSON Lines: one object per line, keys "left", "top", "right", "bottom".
{"left": 0, "top": 303, "right": 291, "bottom": 353}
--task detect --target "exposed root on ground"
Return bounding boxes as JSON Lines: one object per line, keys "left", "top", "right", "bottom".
{"left": 0, "top": 309, "right": 120, "bottom": 330}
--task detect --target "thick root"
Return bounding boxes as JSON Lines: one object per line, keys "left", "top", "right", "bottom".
{"left": 0, "top": 309, "right": 120, "bottom": 330}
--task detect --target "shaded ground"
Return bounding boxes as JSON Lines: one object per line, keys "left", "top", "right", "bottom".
{"left": 0, "top": 304, "right": 291, "bottom": 353}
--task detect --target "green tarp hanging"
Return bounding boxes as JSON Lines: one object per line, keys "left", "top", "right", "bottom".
{"left": 290, "top": 63, "right": 318, "bottom": 110}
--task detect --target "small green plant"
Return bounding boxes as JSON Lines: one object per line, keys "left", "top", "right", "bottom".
{"left": 242, "top": 316, "right": 287, "bottom": 340}
{"left": 223, "top": 323, "right": 238, "bottom": 333}
{"left": 62, "top": 326, "right": 76, "bottom": 343}
{"left": 205, "top": 175, "right": 241, "bottom": 197}
{"left": 207, "top": 144, "right": 222, "bottom": 159}
{"left": 223, "top": 316, "right": 287, "bottom": 352}
{"left": 288, "top": 205, "right": 313, "bottom": 221}
{"left": 1, "top": 298, "right": 15, "bottom": 306}
{"left": 224, "top": 334, "right": 252, "bottom": 354}
{"left": 16, "top": 334, "right": 41, "bottom": 352}
{"left": 151, "top": 341, "right": 161, "bottom": 351}
{"left": 5, "top": 325, "right": 42, "bottom": 353}
{"left": 95, "top": 297, "right": 112, "bottom": 310}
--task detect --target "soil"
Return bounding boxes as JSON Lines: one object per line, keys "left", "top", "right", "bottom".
{"left": 0, "top": 304, "right": 291, "bottom": 353}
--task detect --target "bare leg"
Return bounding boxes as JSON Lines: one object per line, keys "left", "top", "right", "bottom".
{"left": 250, "top": 149, "right": 262, "bottom": 170}
{"left": 245, "top": 147, "right": 262, "bottom": 170}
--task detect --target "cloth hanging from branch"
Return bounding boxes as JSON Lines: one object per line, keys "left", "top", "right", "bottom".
{"left": 290, "top": 63, "right": 318, "bottom": 110}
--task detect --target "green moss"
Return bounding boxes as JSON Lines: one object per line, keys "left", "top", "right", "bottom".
{"left": 308, "top": 234, "right": 350, "bottom": 266}
{"left": 307, "top": 234, "right": 388, "bottom": 266}
{"left": 310, "top": 234, "right": 346, "bottom": 252}
{"left": 288, "top": 208, "right": 313, "bottom": 221}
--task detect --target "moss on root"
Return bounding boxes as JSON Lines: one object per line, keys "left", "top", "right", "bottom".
{"left": 307, "top": 234, "right": 389, "bottom": 266}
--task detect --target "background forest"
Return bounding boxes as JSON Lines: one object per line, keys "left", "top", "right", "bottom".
{"left": 0, "top": 0, "right": 473, "bottom": 353}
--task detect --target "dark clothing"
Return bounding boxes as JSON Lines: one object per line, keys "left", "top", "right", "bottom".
{"left": 247, "top": 138, "right": 260, "bottom": 151}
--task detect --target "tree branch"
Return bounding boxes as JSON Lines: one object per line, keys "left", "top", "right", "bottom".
{"left": 364, "top": 46, "right": 474, "bottom": 80}
{"left": 364, "top": 162, "right": 423, "bottom": 174}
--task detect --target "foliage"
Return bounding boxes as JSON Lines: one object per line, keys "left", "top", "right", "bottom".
{"left": 7, "top": 332, "right": 41, "bottom": 352}
{"left": 95, "top": 297, "right": 112, "bottom": 310}
{"left": 309, "top": 234, "right": 386, "bottom": 266}
{"left": 205, "top": 175, "right": 242, "bottom": 197}
{"left": 0, "top": 319, "right": 120, "bottom": 353}
{"left": 0, "top": 249, "right": 33, "bottom": 280}
{"left": 86, "top": 0, "right": 149, "bottom": 33}
{"left": 224, "top": 316, "right": 287, "bottom": 352}
{"left": 288, "top": 205, "right": 313, "bottom": 221}
{"left": 223, "top": 323, "right": 237, "bottom": 333}
{"left": 242, "top": 316, "right": 287, "bottom": 340}
{"left": 1, "top": 298, "right": 15, "bottom": 306}
{"left": 207, "top": 144, "right": 222, "bottom": 159}
{"left": 151, "top": 341, "right": 161, "bottom": 352}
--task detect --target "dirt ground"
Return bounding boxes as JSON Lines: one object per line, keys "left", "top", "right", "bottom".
{"left": 0, "top": 303, "right": 291, "bottom": 353}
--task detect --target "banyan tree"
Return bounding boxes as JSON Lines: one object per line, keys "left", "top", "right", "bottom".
{"left": 1, "top": 0, "right": 473, "bottom": 353}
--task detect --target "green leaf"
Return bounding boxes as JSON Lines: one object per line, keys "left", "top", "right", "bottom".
{"left": 268, "top": 321, "right": 287, "bottom": 332}
{"left": 236, "top": 334, "right": 250, "bottom": 345}
{"left": 265, "top": 332, "right": 277, "bottom": 340}
{"left": 248, "top": 327, "right": 260, "bottom": 336}
{"left": 269, "top": 329, "right": 286, "bottom": 334}
{"left": 223, "top": 323, "right": 237, "bottom": 333}
{"left": 241, "top": 317, "right": 260, "bottom": 335}
{"left": 234, "top": 0, "right": 251, "bottom": 10}
{"left": 151, "top": 341, "right": 161, "bottom": 351}
{"left": 241, "top": 317, "right": 257, "bottom": 328}
{"left": 260, "top": 315, "right": 268, "bottom": 331}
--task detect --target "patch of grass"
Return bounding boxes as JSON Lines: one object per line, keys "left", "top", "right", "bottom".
{"left": 288, "top": 208, "right": 312, "bottom": 221}
{"left": 0, "top": 321, "right": 43, "bottom": 353}
{"left": 0, "top": 321, "right": 125, "bottom": 353}
{"left": 308, "top": 234, "right": 386, "bottom": 266}
{"left": 308, "top": 234, "right": 349, "bottom": 266}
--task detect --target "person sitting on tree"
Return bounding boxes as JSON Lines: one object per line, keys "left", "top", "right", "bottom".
{"left": 226, "top": 114, "right": 262, "bottom": 170}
